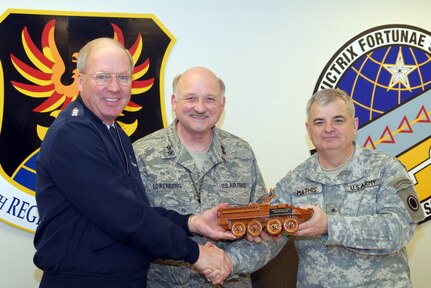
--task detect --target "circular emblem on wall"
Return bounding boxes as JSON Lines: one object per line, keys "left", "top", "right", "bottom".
{"left": 315, "top": 24, "right": 431, "bottom": 222}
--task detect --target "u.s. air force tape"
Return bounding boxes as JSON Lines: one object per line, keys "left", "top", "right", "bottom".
{"left": 392, "top": 177, "right": 425, "bottom": 223}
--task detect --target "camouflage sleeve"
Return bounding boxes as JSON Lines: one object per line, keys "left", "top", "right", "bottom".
{"left": 225, "top": 156, "right": 288, "bottom": 275}
{"left": 226, "top": 237, "right": 288, "bottom": 275}
{"left": 324, "top": 157, "right": 422, "bottom": 255}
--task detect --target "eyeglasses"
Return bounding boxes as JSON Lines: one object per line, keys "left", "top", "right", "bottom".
{"left": 82, "top": 72, "right": 132, "bottom": 86}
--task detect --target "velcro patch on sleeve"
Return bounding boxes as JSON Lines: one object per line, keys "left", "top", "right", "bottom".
{"left": 392, "top": 177, "right": 425, "bottom": 223}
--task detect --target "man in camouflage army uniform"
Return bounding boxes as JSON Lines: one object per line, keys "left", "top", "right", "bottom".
{"left": 133, "top": 67, "right": 285, "bottom": 287}
{"left": 274, "top": 88, "right": 424, "bottom": 287}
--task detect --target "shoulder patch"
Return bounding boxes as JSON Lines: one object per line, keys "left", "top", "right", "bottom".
{"left": 392, "top": 177, "right": 425, "bottom": 223}
{"left": 390, "top": 177, "right": 412, "bottom": 190}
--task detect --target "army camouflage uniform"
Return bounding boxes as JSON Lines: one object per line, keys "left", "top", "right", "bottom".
{"left": 133, "top": 121, "right": 286, "bottom": 288}
{"left": 274, "top": 142, "right": 424, "bottom": 288}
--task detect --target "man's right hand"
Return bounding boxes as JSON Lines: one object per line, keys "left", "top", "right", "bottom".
{"left": 192, "top": 242, "right": 232, "bottom": 285}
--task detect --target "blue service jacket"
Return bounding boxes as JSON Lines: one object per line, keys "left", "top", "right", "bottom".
{"left": 34, "top": 97, "right": 199, "bottom": 287}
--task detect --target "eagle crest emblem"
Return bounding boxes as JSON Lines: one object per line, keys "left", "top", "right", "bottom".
{"left": 0, "top": 10, "right": 175, "bottom": 232}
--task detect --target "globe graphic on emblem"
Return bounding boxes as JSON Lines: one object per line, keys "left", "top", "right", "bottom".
{"left": 336, "top": 45, "right": 431, "bottom": 127}
{"left": 12, "top": 150, "right": 38, "bottom": 193}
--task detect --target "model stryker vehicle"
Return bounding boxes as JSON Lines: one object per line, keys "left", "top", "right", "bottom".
{"left": 217, "top": 191, "right": 314, "bottom": 237}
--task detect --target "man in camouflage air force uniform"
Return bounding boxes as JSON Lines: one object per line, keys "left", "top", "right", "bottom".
{"left": 133, "top": 67, "right": 285, "bottom": 287}
{"left": 274, "top": 88, "right": 424, "bottom": 287}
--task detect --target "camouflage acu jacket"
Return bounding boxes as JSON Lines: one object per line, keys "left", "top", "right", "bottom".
{"left": 274, "top": 142, "right": 423, "bottom": 288}
{"left": 133, "top": 121, "right": 286, "bottom": 288}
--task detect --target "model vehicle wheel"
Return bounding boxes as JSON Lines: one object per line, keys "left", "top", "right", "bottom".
{"left": 283, "top": 218, "right": 299, "bottom": 234}
{"left": 247, "top": 220, "right": 263, "bottom": 237}
{"left": 266, "top": 219, "right": 282, "bottom": 235}
{"left": 231, "top": 222, "right": 247, "bottom": 237}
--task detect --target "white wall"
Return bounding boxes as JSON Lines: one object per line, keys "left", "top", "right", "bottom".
{"left": 0, "top": 0, "right": 430, "bottom": 287}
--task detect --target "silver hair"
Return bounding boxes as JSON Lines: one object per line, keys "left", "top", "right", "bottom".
{"left": 306, "top": 88, "right": 355, "bottom": 121}
{"left": 77, "top": 37, "right": 134, "bottom": 73}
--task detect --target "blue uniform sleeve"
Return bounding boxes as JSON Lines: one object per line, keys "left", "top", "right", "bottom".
{"left": 45, "top": 119, "right": 198, "bottom": 263}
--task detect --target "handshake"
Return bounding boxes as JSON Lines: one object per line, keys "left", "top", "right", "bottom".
{"left": 181, "top": 193, "right": 315, "bottom": 285}
{"left": 193, "top": 242, "right": 232, "bottom": 285}
{"left": 186, "top": 203, "right": 273, "bottom": 285}
{"left": 184, "top": 195, "right": 318, "bottom": 284}
{"left": 186, "top": 203, "right": 235, "bottom": 285}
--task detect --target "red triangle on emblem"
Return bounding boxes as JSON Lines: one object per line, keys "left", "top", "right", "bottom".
{"left": 363, "top": 136, "right": 376, "bottom": 149}
{"left": 397, "top": 116, "right": 413, "bottom": 133}
{"left": 379, "top": 126, "right": 395, "bottom": 144}
{"left": 416, "top": 105, "right": 430, "bottom": 123}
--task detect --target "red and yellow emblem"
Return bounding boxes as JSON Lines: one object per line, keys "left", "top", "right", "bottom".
{"left": 0, "top": 9, "right": 175, "bottom": 232}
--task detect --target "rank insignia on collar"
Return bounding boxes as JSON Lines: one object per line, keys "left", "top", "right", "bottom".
{"left": 71, "top": 107, "right": 79, "bottom": 117}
